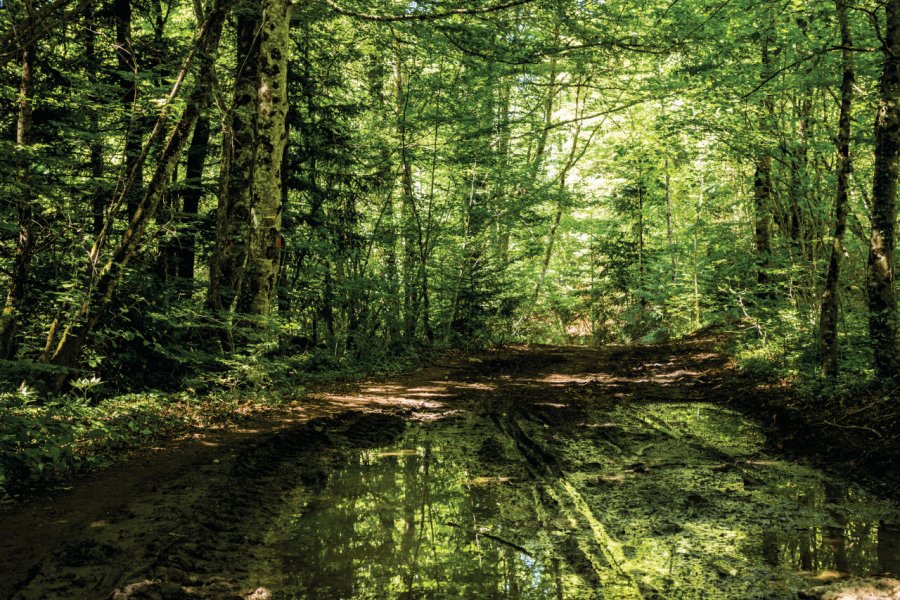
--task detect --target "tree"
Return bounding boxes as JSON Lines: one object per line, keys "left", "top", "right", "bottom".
{"left": 867, "top": 0, "right": 900, "bottom": 378}
{"left": 0, "top": 42, "right": 36, "bottom": 359}
{"left": 819, "top": 0, "right": 855, "bottom": 378}
{"left": 236, "top": 0, "right": 291, "bottom": 317}
{"left": 208, "top": 2, "right": 260, "bottom": 313}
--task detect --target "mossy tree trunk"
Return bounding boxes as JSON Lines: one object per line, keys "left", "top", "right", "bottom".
{"left": 236, "top": 0, "right": 290, "bottom": 316}
{"left": 0, "top": 42, "right": 36, "bottom": 360}
{"left": 867, "top": 0, "right": 900, "bottom": 378}
{"left": 208, "top": 5, "right": 260, "bottom": 311}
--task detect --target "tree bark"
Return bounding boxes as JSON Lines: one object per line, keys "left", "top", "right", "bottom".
{"left": 819, "top": 0, "right": 854, "bottom": 378}
{"left": 665, "top": 157, "right": 675, "bottom": 279}
{"left": 753, "top": 157, "right": 773, "bottom": 293}
{"left": 0, "top": 43, "right": 36, "bottom": 360}
{"left": 176, "top": 113, "right": 211, "bottom": 283}
{"left": 114, "top": 0, "right": 144, "bottom": 218}
{"left": 867, "top": 0, "right": 900, "bottom": 377}
{"left": 754, "top": 33, "right": 774, "bottom": 297}
{"left": 236, "top": 0, "right": 290, "bottom": 316}
{"left": 208, "top": 7, "right": 260, "bottom": 311}
{"left": 84, "top": 15, "right": 106, "bottom": 235}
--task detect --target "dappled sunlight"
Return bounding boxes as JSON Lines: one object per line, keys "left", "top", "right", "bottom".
{"left": 534, "top": 372, "right": 613, "bottom": 384}
{"left": 648, "top": 368, "right": 703, "bottom": 380}
{"left": 438, "top": 380, "right": 498, "bottom": 391}
{"left": 316, "top": 391, "right": 451, "bottom": 413}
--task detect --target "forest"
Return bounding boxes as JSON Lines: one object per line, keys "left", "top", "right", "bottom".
{"left": 1, "top": 0, "right": 899, "bottom": 597}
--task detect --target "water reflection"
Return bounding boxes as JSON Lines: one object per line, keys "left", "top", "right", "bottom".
{"left": 266, "top": 404, "right": 900, "bottom": 599}
{"left": 277, "top": 436, "right": 581, "bottom": 599}
{"left": 756, "top": 480, "right": 900, "bottom": 577}
{"left": 631, "top": 403, "right": 900, "bottom": 578}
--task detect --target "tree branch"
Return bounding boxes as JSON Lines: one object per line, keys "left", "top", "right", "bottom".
{"left": 323, "top": 0, "right": 533, "bottom": 22}
{"left": 0, "top": 0, "right": 96, "bottom": 66}
{"left": 740, "top": 45, "right": 873, "bottom": 100}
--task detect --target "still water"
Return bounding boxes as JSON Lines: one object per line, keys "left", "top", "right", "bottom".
{"left": 262, "top": 404, "right": 900, "bottom": 599}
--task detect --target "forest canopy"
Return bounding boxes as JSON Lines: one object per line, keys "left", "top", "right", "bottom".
{"left": 0, "top": 0, "right": 898, "bottom": 395}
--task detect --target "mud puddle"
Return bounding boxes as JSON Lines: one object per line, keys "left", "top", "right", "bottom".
{"left": 255, "top": 398, "right": 900, "bottom": 599}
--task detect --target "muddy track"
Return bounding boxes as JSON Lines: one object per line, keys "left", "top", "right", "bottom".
{"left": 2, "top": 337, "right": 899, "bottom": 599}
{"left": 1, "top": 412, "right": 409, "bottom": 599}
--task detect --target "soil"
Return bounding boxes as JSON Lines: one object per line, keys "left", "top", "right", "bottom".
{"left": 1, "top": 333, "right": 898, "bottom": 599}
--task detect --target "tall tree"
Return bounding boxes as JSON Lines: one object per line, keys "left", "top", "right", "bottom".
{"left": 0, "top": 42, "right": 36, "bottom": 359}
{"left": 753, "top": 24, "right": 774, "bottom": 297}
{"left": 867, "top": 0, "right": 900, "bottom": 378}
{"left": 208, "top": 5, "right": 260, "bottom": 312}
{"left": 236, "top": 0, "right": 291, "bottom": 316}
{"left": 114, "top": 0, "right": 144, "bottom": 218}
{"left": 819, "top": 0, "right": 855, "bottom": 378}
{"left": 176, "top": 114, "right": 211, "bottom": 284}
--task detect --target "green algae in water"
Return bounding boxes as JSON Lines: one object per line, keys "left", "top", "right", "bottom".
{"left": 568, "top": 403, "right": 900, "bottom": 598}
{"left": 263, "top": 405, "right": 900, "bottom": 599}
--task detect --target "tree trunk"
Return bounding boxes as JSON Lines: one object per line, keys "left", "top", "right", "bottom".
{"left": 868, "top": 0, "right": 900, "bottom": 378}
{"left": 665, "top": 157, "right": 675, "bottom": 279}
{"left": 638, "top": 180, "right": 646, "bottom": 311}
{"left": 394, "top": 49, "right": 421, "bottom": 342}
{"left": 156, "top": 168, "right": 180, "bottom": 285}
{"left": 0, "top": 43, "right": 36, "bottom": 360}
{"left": 533, "top": 201, "right": 564, "bottom": 305}
{"left": 753, "top": 157, "right": 773, "bottom": 293}
{"left": 114, "top": 0, "right": 144, "bottom": 218}
{"left": 176, "top": 113, "right": 211, "bottom": 284}
{"left": 277, "top": 119, "right": 291, "bottom": 314}
{"left": 819, "top": 0, "right": 854, "bottom": 378}
{"left": 84, "top": 16, "right": 106, "bottom": 235}
{"left": 754, "top": 22, "right": 774, "bottom": 297}
{"left": 496, "top": 77, "right": 512, "bottom": 265}
{"left": 208, "top": 7, "right": 260, "bottom": 311}
{"left": 236, "top": 0, "right": 290, "bottom": 316}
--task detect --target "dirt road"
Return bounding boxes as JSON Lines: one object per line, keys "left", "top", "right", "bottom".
{"left": 2, "top": 336, "right": 899, "bottom": 599}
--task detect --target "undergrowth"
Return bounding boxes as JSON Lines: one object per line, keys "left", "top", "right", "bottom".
{"left": 724, "top": 311, "right": 899, "bottom": 490}
{"left": 0, "top": 344, "right": 427, "bottom": 502}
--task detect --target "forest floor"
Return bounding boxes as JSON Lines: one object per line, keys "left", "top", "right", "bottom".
{"left": 2, "top": 333, "right": 900, "bottom": 599}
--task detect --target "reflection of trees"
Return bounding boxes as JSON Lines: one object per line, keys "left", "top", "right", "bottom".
{"left": 758, "top": 479, "right": 893, "bottom": 577}
{"left": 878, "top": 522, "right": 900, "bottom": 575}
{"left": 825, "top": 482, "right": 847, "bottom": 573}
{"left": 274, "top": 409, "right": 900, "bottom": 597}
{"left": 279, "top": 428, "right": 565, "bottom": 598}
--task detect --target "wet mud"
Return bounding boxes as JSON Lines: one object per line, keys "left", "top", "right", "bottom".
{"left": 2, "top": 338, "right": 899, "bottom": 599}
